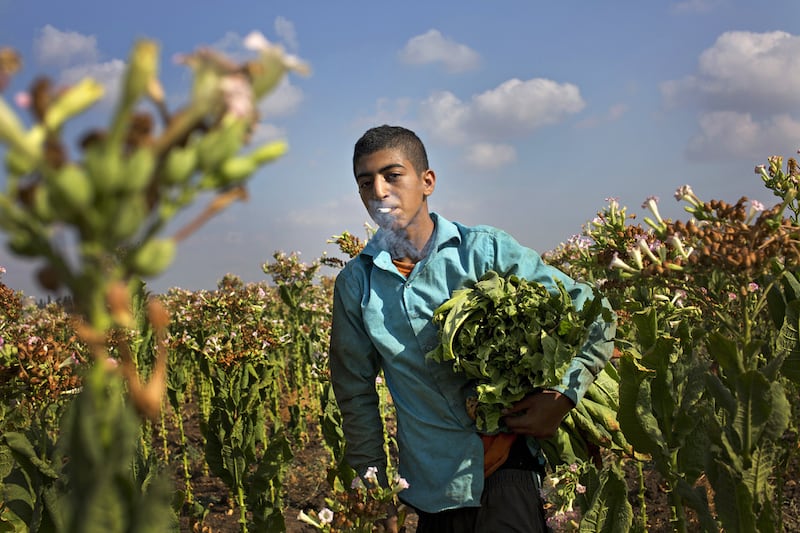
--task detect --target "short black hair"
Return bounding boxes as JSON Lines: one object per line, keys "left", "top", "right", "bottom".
{"left": 353, "top": 125, "right": 430, "bottom": 175}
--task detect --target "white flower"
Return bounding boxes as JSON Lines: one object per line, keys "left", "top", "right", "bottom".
{"left": 318, "top": 508, "right": 334, "bottom": 525}
{"left": 627, "top": 246, "right": 644, "bottom": 270}
{"left": 609, "top": 253, "right": 637, "bottom": 273}
{"left": 637, "top": 237, "right": 661, "bottom": 264}
{"left": 364, "top": 466, "right": 379, "bottom": 483}
{"left": 641, "top": 195, "right": 666, "bottom": 230}
{"left": 666, "top": 234, "right": 690, "bottom": 259}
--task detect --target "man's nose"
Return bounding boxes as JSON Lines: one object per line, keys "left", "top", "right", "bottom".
{"left": 372, "top": 176, "right": 390, "bottom": 198}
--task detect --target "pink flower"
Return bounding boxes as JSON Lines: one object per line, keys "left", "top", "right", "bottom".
{"left": 219, "top": 74, "right": 255, "bottom": 119}
{"left": 748, "top": 282, "right": 759, "bottom": 293}
{"left": 14, "top": 91, "right": 30, "bottom": 108}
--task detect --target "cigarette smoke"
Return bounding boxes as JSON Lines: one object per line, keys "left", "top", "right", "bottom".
{"left": 369, "top": 201, "right": 429, "bottom": 262}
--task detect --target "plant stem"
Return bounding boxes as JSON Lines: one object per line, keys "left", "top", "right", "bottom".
{"left": 637, "top": 461, "right": 647, "bottom": 530}
{"left": 178, "top": 409, "right": 193, "bottom": 503}
{"left": 237, "top": 485, "right": 248, "bottom": 533}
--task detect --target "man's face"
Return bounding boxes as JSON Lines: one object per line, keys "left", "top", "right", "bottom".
{"left": 354, "top": 148, "right": 435, "bottom": 231}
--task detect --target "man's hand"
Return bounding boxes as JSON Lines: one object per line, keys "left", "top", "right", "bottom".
{"left": 501, "top": 389, "right": 574, "bottom": 438}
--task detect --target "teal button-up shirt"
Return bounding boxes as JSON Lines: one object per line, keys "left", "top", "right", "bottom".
{"left": 329, "top": 213, "right": 615, "bottom": 513}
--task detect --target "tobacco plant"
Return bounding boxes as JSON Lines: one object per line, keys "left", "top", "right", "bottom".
{"left": 548, "top": 155, "right": 800, "bottom": 531}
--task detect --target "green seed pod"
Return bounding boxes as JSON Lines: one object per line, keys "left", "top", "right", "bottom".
{"left": 49, "top": 164, "right": 94, "bottom": 213}
{"left": 196, "top": 119, "right": 247, "bottom": 172}
{"left": 250, "top": 139, "right": 288, "bottom": 165}
{"left": 162, "top": 145, "right": 198, "bottom": 185}
{"left": 219, "top": 156, "right": 257, "bottom": 184}
{"left": 5, "top": 147, "right": 38, "bottom": 177}
{"left": 129, "top": 238, "right": 176, "bottom": 277}
{"left": 122, "top": 147, "right": 155, "bottom": 193}
{"left": 110, "top": 196, "right": 147, "bottom": 242}
{"left": 31, "top": 185, "right": 54, "bottom": 223}
{"left": 84, "top": 145, "right": 125, "bottom": 193}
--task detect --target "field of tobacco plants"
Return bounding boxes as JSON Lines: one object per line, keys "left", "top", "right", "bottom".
{"left": 1, "top": 37, "right": 800, "bottom": 532}
{"left": 4, "top": 174, "right": 800, "bottom": 532}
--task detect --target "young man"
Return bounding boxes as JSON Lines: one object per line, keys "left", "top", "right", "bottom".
{"left": 329, "top": 125, "right": 615, "bottom": 532}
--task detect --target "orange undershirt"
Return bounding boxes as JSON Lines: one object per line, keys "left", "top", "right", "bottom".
{"left": 481, "top": 433, "right": 517, "bottom": 477}
{"left": 392, "top": 259, "right": 415, "bottom": 277}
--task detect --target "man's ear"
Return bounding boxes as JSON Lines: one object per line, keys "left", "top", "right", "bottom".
{"left": 422, "top": 169, "right": 436, "bottom": 196}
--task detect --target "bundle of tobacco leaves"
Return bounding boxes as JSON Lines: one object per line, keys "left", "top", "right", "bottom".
{"left": 427, "top": 270, "right": 608, "bottom": 433}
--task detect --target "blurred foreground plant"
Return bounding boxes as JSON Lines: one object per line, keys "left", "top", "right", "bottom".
{"left": 0, "top": 33, "right": 308, "bottom": 532}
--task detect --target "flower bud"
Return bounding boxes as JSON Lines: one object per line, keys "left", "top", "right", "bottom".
{"left": 43, "top": 78, "right": 104, "bottom": 131}
{"left": 121, "top": 40, "right": 159, "bottom": 108}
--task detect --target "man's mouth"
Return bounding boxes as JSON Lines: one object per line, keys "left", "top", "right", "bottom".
{"left": 376, "top": 207, "right": 394, "bottom": 214}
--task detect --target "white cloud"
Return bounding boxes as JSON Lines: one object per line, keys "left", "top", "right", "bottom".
{"left": 34, "top": 25, "right": 99, "bottom": 67}
{"left": 258, "top": 77, "right": 304, "bottom": 118}
{"left": 274, "top": 16, "right": 298, "bottom": 51}
{"left": 248, "top": 122, "right": 286, "bottom": 146}
{"left": 685, "top": 111, "right": 800, "bottom": 161}
{"left": 662, "top": 30, "right": 800, "bottom": 162}
{"left": 398, "top": 29, "right": 480, "bottom": 73}
{"left": 32, "top": 26, "right": 122, "bottom": 106}
{"left": 662, "top": 30, "right": 800, "bottom": 113}
{"left": 464, "top": 143, "right": 517, "bottom": 169}
{"left": 420, "top": 78, "right": 585, "bottom": 143}
{"left": 419, "top": 91, "right": 472, "bottom": 144}
{"left": 474, "top": 78, "right": 585, "bottom": 134}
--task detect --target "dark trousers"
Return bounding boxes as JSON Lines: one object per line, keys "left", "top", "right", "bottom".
{"left": 414, "top": 469, "right": 547, "bottom": 533}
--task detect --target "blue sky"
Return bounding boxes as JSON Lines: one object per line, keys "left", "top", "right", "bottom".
{"left": 2, "top": 0, "right": 800, "bottom": 298}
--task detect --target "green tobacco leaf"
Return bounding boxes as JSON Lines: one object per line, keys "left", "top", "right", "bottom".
{"left": 782, "top": 270, "right": 800, "bottom": 301}
{"left": 777, "top": 299, "right": 800, "bottom": 384}
{"left": 631, "top": 309, "right": 658, "bottom": 348}
{"left": 732, "top": 371, "right": 774, "bottom": 461}
{"left": 765, "top": 282, "right": 786, "bottom": 329}
{"left": 708, "top": 458, "right": 757, "bottom": 533}
{"left": 761, "top": 380, "right": 790, "bottom": 443}
{"left": 617, "top": 354, "right": 668, "bottom": 462}
{"left": 707, "top": 331, "right": 744, "bottom": 377}
{"left": 2, "top": 432, "right": 58, "bottom": 480}
{"left": 578, "top": 463, "right": 633, "bottom": 533}
{"left": 674, "top": 478, "right": 719, "bottom": 532}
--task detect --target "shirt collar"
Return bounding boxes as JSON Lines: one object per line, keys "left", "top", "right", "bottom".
{"left": 361, "top": 212, "right": 461, "bottom": 262}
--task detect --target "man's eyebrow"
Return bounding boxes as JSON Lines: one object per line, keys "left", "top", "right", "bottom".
{"left": 355, "top": 163, "right": 406, "bottom": 181}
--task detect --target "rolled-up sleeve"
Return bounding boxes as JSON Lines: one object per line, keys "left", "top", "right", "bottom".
{"left": 329, "top": 270, "right": 389, "bottom": 477}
